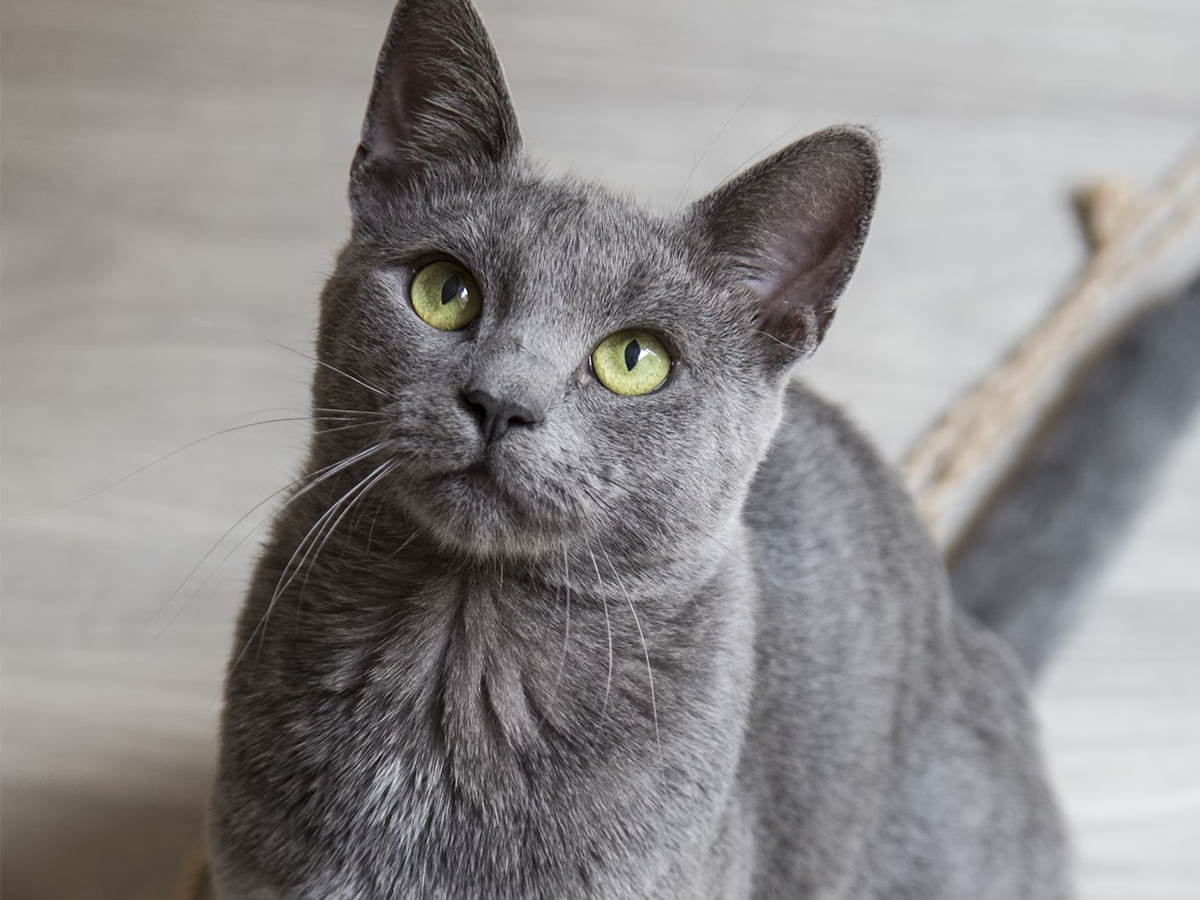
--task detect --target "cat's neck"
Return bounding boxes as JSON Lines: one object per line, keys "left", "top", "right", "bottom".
{"left": 225, "top": 465, "right": 760, "bottom": 890}
{"left": 248, "top": 473, "right": 758, "bottom": 752}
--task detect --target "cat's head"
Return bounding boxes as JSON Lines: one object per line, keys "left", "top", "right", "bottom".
{"left": 314, "top": 0, "right": 879, "bottom": 566}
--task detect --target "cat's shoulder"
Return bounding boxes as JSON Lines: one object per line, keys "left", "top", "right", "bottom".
{"left": 746, "top": 379, "right": 939, "bottom": 571}
{"left": 753, "top": 380, "right": 911, "bottom": 513}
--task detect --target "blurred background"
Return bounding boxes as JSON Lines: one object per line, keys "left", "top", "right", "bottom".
{"left": 2, "top": 0, "right": 1197, "bottom": 897}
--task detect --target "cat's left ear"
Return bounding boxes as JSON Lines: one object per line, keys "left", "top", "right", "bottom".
{"left": 350, "top": 0, "right": 521, "bottom": 226}
{"left": 690, "top": 126, "right": 880, "bottom": 368}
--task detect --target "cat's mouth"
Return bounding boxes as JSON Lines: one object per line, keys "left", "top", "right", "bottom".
{"left": 435, "top": 453, "right": 523, "bottom": 506}
{"left": 395, "top": 451, "right": 566, "bottom": 557}
{"left": 455, "top": 457, "right": 529, "bottom": 510}
{"left": 391, "top": 428, "right": 589, "bottom": 556}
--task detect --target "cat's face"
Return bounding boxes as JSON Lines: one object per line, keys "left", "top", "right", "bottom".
{"left": 317, "top": 172, "right": 781, "bottom": 562}
{"left": 311, "top": 0, "right": 879, "bottom": 566}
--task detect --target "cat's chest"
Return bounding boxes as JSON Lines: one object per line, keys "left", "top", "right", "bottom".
{"left": 275, "top": 570, "right": 620, "bottom": 780}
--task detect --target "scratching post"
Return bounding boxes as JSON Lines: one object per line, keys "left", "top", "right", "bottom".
{"left": 902, "top": 140, "right": 1200, "bottom": 542}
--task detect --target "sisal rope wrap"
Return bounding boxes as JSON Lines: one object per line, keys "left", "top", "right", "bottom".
{"left": 901, "top": 139, "right": 1200, "bottom": 538}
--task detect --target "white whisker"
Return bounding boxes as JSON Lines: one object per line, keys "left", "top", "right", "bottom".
{"left": 297, "top": 461, "right": 397, "bottom": 600}
{"left": 233, "top": 456, "right": 393, "bottom": 669}
{"left": 187, "top": 315, "right": 393, "bottom": 399}
{"left": 588, "top": 543, "right": 615, "bottom": 724}
{"left": 34, "top": 415, "right": 367, "bottom": 516}
{"left": 152, "top": 441, "right": 389, "bottom": 629}
{"left": 600, "top": 544, "right": 664, "bottom": 781}
{"left": 548, "top": 538, "right": 572, "bottom": 713}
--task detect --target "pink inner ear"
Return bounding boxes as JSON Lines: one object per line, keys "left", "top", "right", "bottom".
{"left": 350, "top": 0, "right": 521, "bottom": 224}
{"left": 694, "top": 127, "right": 880, "bottom": 364}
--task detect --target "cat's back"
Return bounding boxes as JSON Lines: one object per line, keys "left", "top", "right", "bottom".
{"left": 738, "top": 382, "right": 1068, "bottom": 899}
{"left": 744, "top": 380, "right": 942, "bottom": 592}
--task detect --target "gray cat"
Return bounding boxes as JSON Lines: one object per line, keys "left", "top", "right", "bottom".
{"left": 208, "top": 0, "right": 1085, "bottom": 896}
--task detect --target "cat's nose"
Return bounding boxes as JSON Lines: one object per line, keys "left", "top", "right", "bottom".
{"left": 464, "top": 389, "right": 542, "bottom": 444}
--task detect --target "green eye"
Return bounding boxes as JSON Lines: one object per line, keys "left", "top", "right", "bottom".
{"left": 592, "top": 330, "right": 671, "bottom": 396}
{"left": 410, "top": 261, "right": 482, "bottom": 330}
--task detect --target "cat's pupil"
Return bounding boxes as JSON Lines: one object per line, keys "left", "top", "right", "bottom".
{"left": 441, "top": 274, "right": 462, "bottom": 305}
{"left": 624, "top": 339, "right": 641, "bottom": 371}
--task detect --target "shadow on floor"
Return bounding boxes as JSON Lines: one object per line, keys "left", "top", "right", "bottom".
{"left": 1, "top": 775, "right": 210, "bottom": 900}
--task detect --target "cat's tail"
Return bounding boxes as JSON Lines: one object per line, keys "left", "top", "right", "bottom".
{"left": 946, "top": 276, "right": 1200, "bottom": 680}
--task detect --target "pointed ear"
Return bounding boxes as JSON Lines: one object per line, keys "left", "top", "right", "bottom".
{"left": 350, "top": 0, "right": 521, "bottom": 225}
{"left": 691, "top": 126, "right": 880, "bottom": 367}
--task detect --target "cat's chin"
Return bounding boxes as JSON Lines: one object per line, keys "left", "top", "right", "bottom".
{"left": 400, "top": 461, "right": 581, "bottom": 561}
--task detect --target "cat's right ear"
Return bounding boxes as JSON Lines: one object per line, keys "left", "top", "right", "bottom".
{"left": 349, "top": 0, "right": 521, "bottom": 227}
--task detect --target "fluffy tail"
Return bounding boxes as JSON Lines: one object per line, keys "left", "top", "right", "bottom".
{"left": 948, "top": 277, "right": 1200, "bottom": 679}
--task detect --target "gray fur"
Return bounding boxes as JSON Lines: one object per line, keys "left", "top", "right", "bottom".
{"left": 950, "top": 278, "right": 1200, "bottom": 677}
{"left": 209, "top": 0, "right": 1070, "bottom": 896}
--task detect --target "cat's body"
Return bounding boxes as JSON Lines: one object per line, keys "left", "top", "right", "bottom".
{"left": 213, "top": 386, "right": 1065, "bottom": 899}
{"left": 742, "top": 387, "right": 1065, "bottom": 897}
{"left": 210, "top": 1, "right": 1073, "bottom": 896}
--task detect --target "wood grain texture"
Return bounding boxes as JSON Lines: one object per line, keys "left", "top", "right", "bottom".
{"left": 2, "top": 0, "right": 1197, "bottom": 897}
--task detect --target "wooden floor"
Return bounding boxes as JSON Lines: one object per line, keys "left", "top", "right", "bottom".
{"left": 2, "top": 0, "right": 1197, "bottom": 897}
